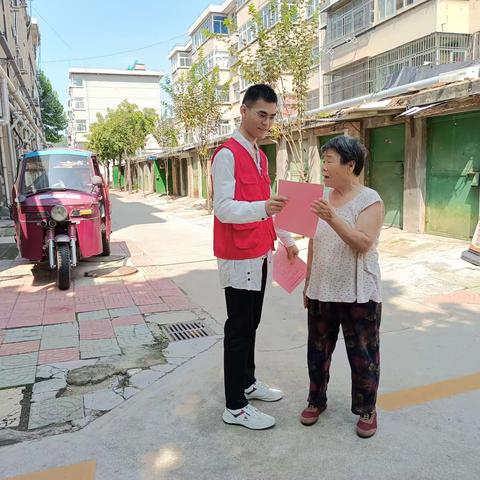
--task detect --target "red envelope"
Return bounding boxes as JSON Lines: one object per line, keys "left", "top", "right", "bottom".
{"left": 275, "top": 180, "right": 324, "bottom": 238}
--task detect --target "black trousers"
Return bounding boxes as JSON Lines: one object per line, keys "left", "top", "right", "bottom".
{"left": 223, "top": 260, "right": 267, "bottom": 410}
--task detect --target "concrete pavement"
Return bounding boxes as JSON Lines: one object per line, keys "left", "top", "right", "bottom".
{"left": 0, "top": 191, "right": 479, "bottom": 479}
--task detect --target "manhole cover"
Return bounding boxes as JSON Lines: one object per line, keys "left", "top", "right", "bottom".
{"left": 84, "top": 266, "right": 138, "bottom": 277}
{"left": 160, "top": 321, "right": 214, "bottom": 342}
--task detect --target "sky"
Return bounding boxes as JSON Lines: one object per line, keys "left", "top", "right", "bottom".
{"left": 33, "top": 0, "right": 216, "bottom": 109}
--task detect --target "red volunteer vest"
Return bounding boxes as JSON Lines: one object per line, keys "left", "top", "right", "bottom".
{"left": 211, "top": 137, "right": 276, "bottom": 260}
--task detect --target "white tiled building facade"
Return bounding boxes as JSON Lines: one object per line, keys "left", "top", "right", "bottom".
{"left": 67, "top": 65, "right": 164, "bottom": 148}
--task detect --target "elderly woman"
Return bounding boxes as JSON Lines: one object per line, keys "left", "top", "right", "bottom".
{"left": 300, "top": 135, "right": 384, "bottom": 439}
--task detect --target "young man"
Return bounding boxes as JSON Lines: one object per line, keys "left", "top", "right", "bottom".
{"left": 211, "top": 84, "right": 299, "bottom": 430}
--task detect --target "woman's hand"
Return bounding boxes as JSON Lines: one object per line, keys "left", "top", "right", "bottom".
{"left": 303, "top": 279, "right": 309, "bottom": 309}
{"left": 311, "top": 199, "right": 336, "bottom": 223}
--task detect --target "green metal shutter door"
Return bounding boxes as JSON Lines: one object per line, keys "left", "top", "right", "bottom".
{"left": 369, "top": 124, "right": 405, "bottom": 228}
{"left": 426, "top": 112, "right": 480, "bottom": 239}
{"left": 154, "top": 160, "right": 167, "bottom": 194}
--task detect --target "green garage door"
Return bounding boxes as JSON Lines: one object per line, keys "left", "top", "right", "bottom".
{"left": 154, "top": 160, "right": 167, "bottom": 194}
{"left": 260, "top": 143, "right": 277, "bottom": 191}
{"left": 112, "top": 165, "right": 120, "bottom": 188}
{"left": 426, "top": 112, "right": 480, "bottom": 239}
{"left": 369, "top": 124, "right": 405, "bottom": 228}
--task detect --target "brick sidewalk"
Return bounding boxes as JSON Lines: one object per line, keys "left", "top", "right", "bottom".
{"left": 0, "top": 239, "right": 217, "bottom": 435}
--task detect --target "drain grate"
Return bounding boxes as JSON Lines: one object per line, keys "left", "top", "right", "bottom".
{"left": 160, "top": 321, "right": 213, "bottom": 342}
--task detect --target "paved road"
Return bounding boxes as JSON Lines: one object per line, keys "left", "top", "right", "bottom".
{"left": 0, "top": 191, "right": 479, "bottom": 480}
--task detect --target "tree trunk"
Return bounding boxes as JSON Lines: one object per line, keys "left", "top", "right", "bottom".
{"left": 126, "top": 156, "right": 132, "bottom": 194}
{"left": 106, "top": 160, "right": 111, "bottom": 186}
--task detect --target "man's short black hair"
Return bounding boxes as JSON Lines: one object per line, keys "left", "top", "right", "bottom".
{"left": 242, "top": 84, "right": 278, "bottom": 107}
{"left": 321, "top": 135, "right": 367, "bottom": 177}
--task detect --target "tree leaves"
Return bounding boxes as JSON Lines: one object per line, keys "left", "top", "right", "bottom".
{"left": 39, "top": 71, "right": 67, "bottom": 143}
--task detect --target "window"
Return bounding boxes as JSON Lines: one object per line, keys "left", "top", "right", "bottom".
{"left": 311, "top": 43, "right": 320, "bottom": 66}
{"left": 305, "top": 89, "right": 320, "bottom": 111}
{"left": 171, "top": 52, "right": 192, "bottom": 71}
{"left": 213, "top": 15, "right": 228, "bottom": 35}
{"left": 218, "top": 120, "right": 231, "bottom": 136}
{"left": 326, "top": 0, "right": 374, "bottom": 46}
{"left": 12, "top": 11, "right": 17, "bottom": 38}
{"left": 179, "top": 52, "right": 191, "bottom": 67}
{"left": 238, "top": 21, "right": 257, "bottom": 48}
{"left": 239, "top": 76, "right": 252, "bottom": 92}
{"left": 233, "top": 82, "right": 240, "bottom": 102}
{"left": 73, "top": 97, "right": 85, "bottom": 110}
{"left": 215, "top": 86, "right": 230, "bottom": 103}
{"left": 236, "top": 0, "right": 248, "bottom": 9}
{"left": 72, "top": 77, "right": 83, "bottom": 87}
{"left": 260, "top": 3, "right": 279, "bottom": 29}
{"left": 199, "top": 50, "right": 230, "bottom": 75}
{"left": 76, "top": 120, "right": 87, "bottom": 132}
{"left": 306, "top": 0, "right": 320, "bottom": 18}
{"left": 378, "top": 0, "right": 417, "bottom": 20}
{"left": 192, "top": 15, "right": 228, "bottom": 51}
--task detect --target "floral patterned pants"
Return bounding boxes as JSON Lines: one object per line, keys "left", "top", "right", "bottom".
{"left": 306, "top": 299, "right": 382, "bottom": 415}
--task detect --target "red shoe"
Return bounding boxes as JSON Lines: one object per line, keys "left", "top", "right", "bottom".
{"left": 300, "top": 404, "right": 326, "bottom": 426}
{"left": 356, "top": 411, "right": 377, "bottom": 438}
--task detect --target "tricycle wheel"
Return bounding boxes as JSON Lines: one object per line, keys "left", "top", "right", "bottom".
{"left": 101, "top": 232, "right": 111, "bottom": 256}
{"left": 56, "top": 243, "right": 71, "bottom": 290}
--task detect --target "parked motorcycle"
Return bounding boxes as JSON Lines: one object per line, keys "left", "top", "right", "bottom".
{"left": 10, "top": 149, "right": 112, "bottom": 290}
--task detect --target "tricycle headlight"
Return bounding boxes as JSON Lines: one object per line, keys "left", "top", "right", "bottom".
{"left": 51, "top": 205, "right": 68, "bottom": 222}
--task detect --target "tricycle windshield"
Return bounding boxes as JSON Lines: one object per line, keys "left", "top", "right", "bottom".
{"left": 20, "top": 154, "right": 95, "bottom": 195}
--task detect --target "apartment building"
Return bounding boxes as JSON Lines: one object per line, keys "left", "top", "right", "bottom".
{"left": 0, "top": 0, "right": 43, "bottom": 210}
{"left": 163, "top": 1, "right": 235, "bottom": 197}
{"left": 319, "top": 0, "right": 480, "bottom": 107}
{"left": 67, "top": 64, "right": 164, "bottom": 148}
{"left": 151, "top": 0, "right": 480, "bottom": 239}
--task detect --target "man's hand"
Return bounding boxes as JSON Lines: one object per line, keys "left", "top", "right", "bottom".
{"left": 311, "top": 199, "right": 336, "bottom": 223}
{"left": 286, "top": 244, "right": 299, "bottom": 263}
{"left": 266, "top": 195, "right": 288, "bottom": 217}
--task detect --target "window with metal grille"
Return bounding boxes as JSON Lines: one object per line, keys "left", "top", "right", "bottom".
{"left": 323, "top": 59, "right": 371, "bottom": 105}
{"left": 305, "top": 89, "right": 320, "bottom": 111}
{"left": 326, "top": 0, "right": 374, "bottom": 46}
{"left": 323, "top": 33, "right": 473, "bottom": 104}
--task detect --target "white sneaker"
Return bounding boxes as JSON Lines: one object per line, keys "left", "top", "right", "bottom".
{"left": 245, "top": 381, "right": 283, "bottom": 402}
{"left": 222, "top": 404, "right": 275, "bottom": 430}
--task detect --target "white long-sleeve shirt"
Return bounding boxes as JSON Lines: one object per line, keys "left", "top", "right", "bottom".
{"left": 212, "top": 130, "right": 295, "bottom": 291}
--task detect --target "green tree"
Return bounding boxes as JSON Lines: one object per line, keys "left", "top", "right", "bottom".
{"left": 228, "top": 0, "right": 319, "bottom": 181}
{"left": 39, "top": 71, "right": 67, "bottom": 143}
{"left": 163, "top": 53, "right": 229, "bottom": 211}
{"left": 153, "top": 115, "right": 178, "bottom": 149}
{"left": 87, "top": 100, "right": 158, "bottom": 192}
